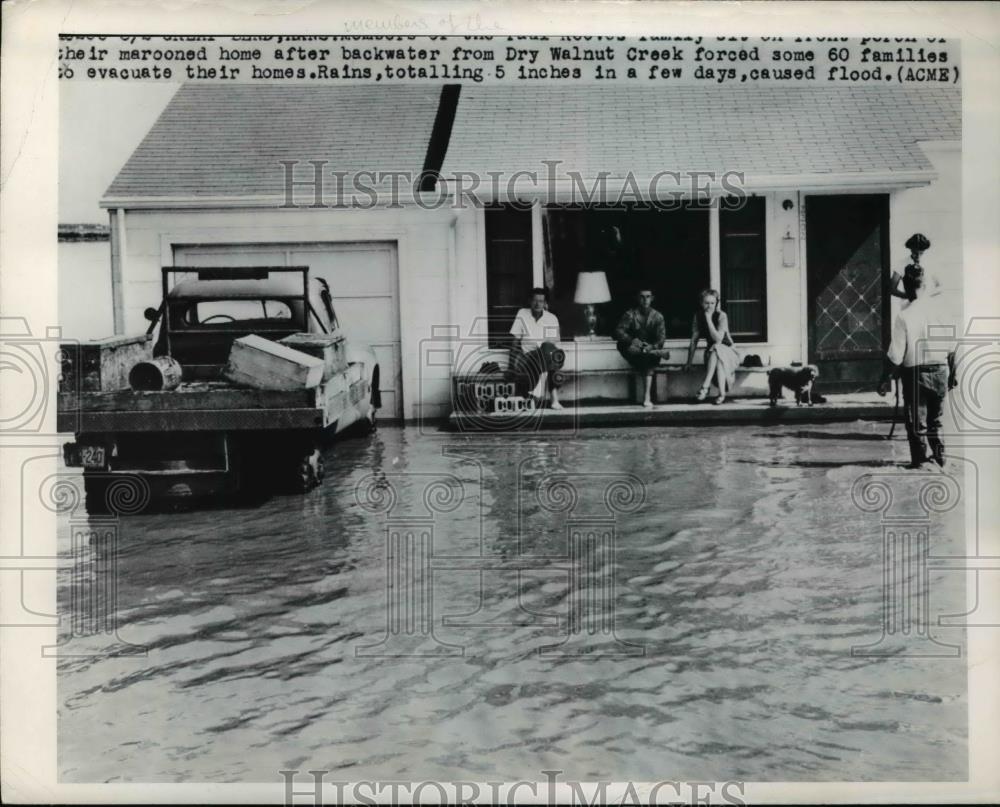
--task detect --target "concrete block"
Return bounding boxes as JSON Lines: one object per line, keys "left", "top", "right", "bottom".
{"left": 494, "top": 396, "right": 536, "bottom": 414}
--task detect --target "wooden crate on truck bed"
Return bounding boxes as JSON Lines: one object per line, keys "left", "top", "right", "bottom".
{"left": 59, "top": 334, "right": 152, "bottom": 393}
{"left": 278, "top": 332, "right": 348, "bottom": 380}
{"left": 223, "top": 334, "right": 324, "bottom": 391}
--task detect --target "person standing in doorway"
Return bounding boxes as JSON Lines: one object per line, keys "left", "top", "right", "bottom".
{"left": 879, "top": 264, "right": 957, "bottom": 468}
{"left": 614, "top": 289, "right": 670, "bottom": 407}
{"left": 509, "top": 287, "right": 564, "bottom": 410}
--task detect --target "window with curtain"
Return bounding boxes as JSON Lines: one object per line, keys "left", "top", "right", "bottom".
{"left": 719, "top": 196, "right": 767, "bottom": 342}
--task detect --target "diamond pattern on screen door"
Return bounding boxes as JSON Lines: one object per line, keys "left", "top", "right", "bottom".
{"left": 815, "top": 266, "right": 882, "bottom": 358}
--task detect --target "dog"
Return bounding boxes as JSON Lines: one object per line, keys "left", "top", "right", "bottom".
{"left": 768, "top": 365, "right": 819, "bottom": 406}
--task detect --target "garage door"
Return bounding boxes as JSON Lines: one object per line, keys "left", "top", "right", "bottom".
{"left": 174, "top": 242, "right": 402, "bottom": 418}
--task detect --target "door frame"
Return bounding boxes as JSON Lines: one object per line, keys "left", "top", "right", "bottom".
{"left": 802, "top": 192, "right": 891, "bottom": 388}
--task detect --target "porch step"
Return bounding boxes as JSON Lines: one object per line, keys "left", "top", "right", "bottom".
{"left": 447, "top": 393, "right": 893, "bottom": 431}
{"left": 452, "top": 366, "right": 772, "bottom": 410}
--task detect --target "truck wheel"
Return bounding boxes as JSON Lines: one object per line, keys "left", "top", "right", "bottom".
{"left": 364, "top": 405, "right": 377, "bottom": 434}
{"left": 294, "top": 447, "right": 324, "bottom": 493}
{"left": 364, "top": 366, "right": 380, "bottom": 433}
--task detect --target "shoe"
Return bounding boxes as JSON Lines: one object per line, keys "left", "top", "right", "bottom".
{"left": 931, "top": 447, "right": 946, "bottom": 467}
{"left": 642, "top": 399, "right": 653, "bottom": 408}
{"left": 549, "top": 399, "right": 564, "bottom": 410}
{"left": 714, "top": 395, "right": 726, "bottom": 405}
{"left": 696, "top": 386, "right": 709, "bottom": 402}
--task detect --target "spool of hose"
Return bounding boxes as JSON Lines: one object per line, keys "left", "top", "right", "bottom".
{"left": 129, "top": 356, "right": 182, "bottom": 391}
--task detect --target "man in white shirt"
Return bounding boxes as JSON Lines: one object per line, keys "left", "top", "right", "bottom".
{"left": 509, "top": 287, "right": 564, "bottom": 410}
{"left": 880, "top": 264, "right": 957, "bottom": 468}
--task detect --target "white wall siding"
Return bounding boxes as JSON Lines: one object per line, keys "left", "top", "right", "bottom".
{"left": 58, "top": 240, "right": 114, "bottom": 340}
{"left": 890, "top": 142, "right": 962, "bottom": 326}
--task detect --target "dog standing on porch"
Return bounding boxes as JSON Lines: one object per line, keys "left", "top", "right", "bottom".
{"left": 768, "top": 365, "right": 819, "bottom": 406}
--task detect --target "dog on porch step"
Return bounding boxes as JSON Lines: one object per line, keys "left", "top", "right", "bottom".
{"left": 768, "top": 365, "right": 819, "bottom": 406}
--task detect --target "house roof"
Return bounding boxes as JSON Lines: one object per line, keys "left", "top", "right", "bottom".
{"left": 103, "top": 84, "right": 443, "bottom": 204}
{"left": 104, "top": 83, "right": 961, "bottom": 206}
{"left": 441, "top": 85, "right": 961, "bottom": 190}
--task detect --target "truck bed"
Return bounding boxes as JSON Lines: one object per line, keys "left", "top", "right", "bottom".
{"left": 57, "top": 378, "right": 354, "bottom": 433}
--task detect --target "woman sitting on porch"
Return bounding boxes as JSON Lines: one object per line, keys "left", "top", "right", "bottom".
{"left": 684, "top": 289, "right": 740, "bottom": 405}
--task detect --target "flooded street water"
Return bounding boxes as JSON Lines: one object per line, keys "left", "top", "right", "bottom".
{"left": 58, "top": 422, "right": 967, "bottom": 782}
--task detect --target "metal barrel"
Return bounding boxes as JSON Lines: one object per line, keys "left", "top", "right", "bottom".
{"left": 128, "top": 356, "right": 183, "bottom": 391}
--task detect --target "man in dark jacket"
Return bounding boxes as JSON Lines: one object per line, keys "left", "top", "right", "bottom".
{"left": 614, "top": 289, "right": 670, "bottom": 407}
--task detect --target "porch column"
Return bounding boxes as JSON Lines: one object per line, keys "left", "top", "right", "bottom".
{"left": 531, "top": 200, "right": 544, "bottom": 288}
{"left": 109, "top": 208, "right": 126, "bottom": 334}
{"left": 709, "top": 203, "right": 721, "bottom": 291}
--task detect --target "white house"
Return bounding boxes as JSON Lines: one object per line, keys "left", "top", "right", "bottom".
{"left": 100, "top": 82, "right": 961, "bottom": 421}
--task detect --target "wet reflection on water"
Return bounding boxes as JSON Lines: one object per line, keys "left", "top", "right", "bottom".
{"left": 58, "top": 423, "right": 967, "bottom": 782}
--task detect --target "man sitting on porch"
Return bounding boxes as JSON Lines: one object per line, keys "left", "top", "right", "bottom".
{"left": 614, "top": 289, "right": 670, "bottom": 408}
{"left": 509, "top": 287, "right": 564, "bottom": 410}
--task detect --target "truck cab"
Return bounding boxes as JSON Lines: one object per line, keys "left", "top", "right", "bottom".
{"left": 151, "top": 267, "right": 343, "bottom": 380}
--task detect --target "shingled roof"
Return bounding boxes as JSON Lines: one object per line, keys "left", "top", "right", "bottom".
{"left": 105, "top": 83, "right": 960, "bottom": 205}
{"left": 441, "top": 85, "right": 960, "bottom": 186}
{"left": 103, "top": 84, "right": 443, "bottom": 203}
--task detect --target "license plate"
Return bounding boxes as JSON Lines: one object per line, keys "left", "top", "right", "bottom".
{"left": 68, "top": 444, "right": 106, "bottom": 469}
{"left": 80, "top": 446, "right": 106, "bottom": 468}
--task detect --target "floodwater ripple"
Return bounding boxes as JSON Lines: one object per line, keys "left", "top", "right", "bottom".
{"left": 58, "top": 423, "right": 967, "bottom": 782}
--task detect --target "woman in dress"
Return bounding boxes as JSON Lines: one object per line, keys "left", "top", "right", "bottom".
{"left": 684, "top": 289, "right": 740, "bottom": 404}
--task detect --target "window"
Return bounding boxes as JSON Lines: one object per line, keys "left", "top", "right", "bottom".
{"left": 720, "top": 197, "right": 767, "bottom": 342}
{"left": 546, "top": 205, "right": 710, "bottom": 339}
{"left": 183, "top": 300, "right": 293, "bottom": 326}
{"left": 485, "top": 205, "right": 534, "bottom": 347}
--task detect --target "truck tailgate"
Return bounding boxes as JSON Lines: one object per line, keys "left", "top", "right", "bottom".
{"left": 58, "top": 382, "right": 324, "bottom": 433}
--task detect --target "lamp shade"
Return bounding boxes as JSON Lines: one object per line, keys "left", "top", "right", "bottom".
{"left": 573, "top": 271, "right": 612, "bottom": 304}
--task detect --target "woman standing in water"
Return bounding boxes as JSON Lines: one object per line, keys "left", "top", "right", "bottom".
{"left": 684, "top": 289, "right": 740, "bottom": 404}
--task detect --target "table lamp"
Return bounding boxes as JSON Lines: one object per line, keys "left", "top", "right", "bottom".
{"left": 573, "top": 271, "right": 612, "bottom": 340}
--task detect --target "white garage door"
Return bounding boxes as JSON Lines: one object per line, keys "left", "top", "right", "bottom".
{"left": 174, "top": 242, "right": 401, "bottom": 418}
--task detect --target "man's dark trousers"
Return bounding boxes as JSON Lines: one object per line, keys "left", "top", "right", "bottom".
{"left": 513, "top": 342, "right": 565, "bottom": 397}
{"left": 900, "top": 364, "right": 948, "bottom": 465}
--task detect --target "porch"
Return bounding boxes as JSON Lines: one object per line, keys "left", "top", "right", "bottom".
{"left": 447, "top": 391, "right": 893, "bottom": 431}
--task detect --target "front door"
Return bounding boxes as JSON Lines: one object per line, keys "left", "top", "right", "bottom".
{"left": 805, "top": 194, "right": 890, "bottom": 391}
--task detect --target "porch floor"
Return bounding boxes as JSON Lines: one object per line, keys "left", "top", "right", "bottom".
{"left": 447, "top": 392, "right": 894, "bottom": 430}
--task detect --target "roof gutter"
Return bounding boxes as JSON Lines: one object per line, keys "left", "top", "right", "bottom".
{"left": 436, "top": 169, "right": 939, "bottom": 201}
{"left": 100, "top": 169, "right": 937, "bottom": 210}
